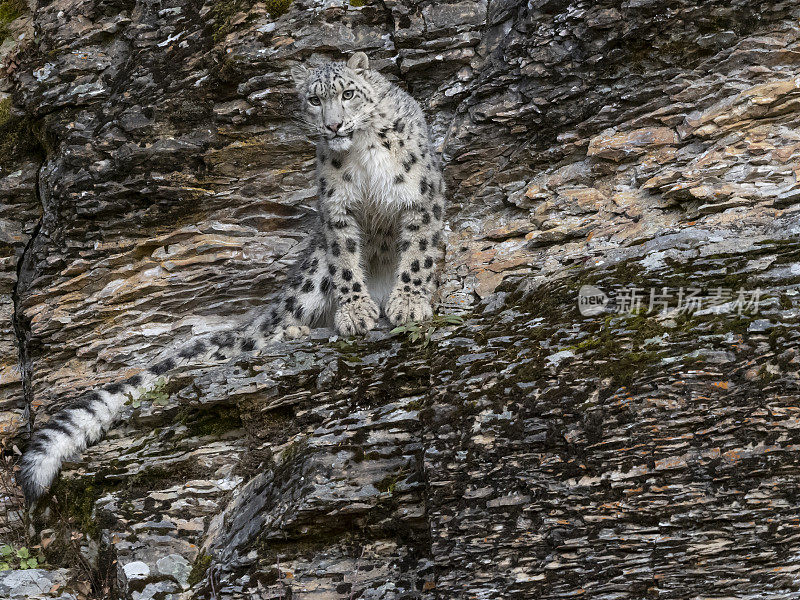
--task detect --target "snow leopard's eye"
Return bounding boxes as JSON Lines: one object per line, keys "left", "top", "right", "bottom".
{"left": 342, "top": 90, "right": 354, "bottom": 100}
{"left": 308, "top": 96, "right": 321, "bottom": 106}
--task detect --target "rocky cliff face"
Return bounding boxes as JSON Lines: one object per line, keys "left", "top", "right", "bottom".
{"left": 1, "top": 0, "right": 800, "bottom": 598}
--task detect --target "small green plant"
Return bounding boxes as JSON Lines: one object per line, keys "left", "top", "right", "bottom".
{"left": 0, "top": 545, "right": 41, "bottom": 571}
{"left": 126, "top": 377, "right": 169, "bottom": 408}
{"left": 375, "top": 471, "right": 405, "bottom": 495}
{"left": 391, "top": 314, "right": 465, "bottom": 347}
{"left": 334, "top": 337, "right": 355, "bottom": 351}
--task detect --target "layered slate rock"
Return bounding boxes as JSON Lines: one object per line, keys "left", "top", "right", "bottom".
{"left": 0, "top": 0, "right": 799, "bottom": 598}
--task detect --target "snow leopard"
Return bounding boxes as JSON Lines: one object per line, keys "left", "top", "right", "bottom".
{"left": 18, "top": 52, "right": 446, "bottom": 503}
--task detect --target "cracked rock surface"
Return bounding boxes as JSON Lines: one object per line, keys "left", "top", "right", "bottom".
{"left": 1, "top": 0, "right": 800, "bottom": 598}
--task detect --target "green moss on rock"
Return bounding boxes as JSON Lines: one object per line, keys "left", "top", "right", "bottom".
{"left": 179, "top": 404, "right": 243, "bottom": 438}
{"left": 210, "top": 0, "right": 250, "bottom": 43}
{"left": 0, "top": 98, "right": 44, "bottom": 168}
{"left": 210, "top": 0, "right": 292, "bottom": 44}
{"left": 266, "top": 0, "right": 292, "bottom": 17}
{"left": 50, "top": 480, "right": 103, "bottom": 538}
{"left": 187, "top": 552, "right": 212, "bottom": 587}
{"left": 0, "top": 0, "right": 25, "bottom": 42}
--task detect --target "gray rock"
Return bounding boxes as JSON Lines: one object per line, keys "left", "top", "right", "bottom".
{"left": 0, "top": 568, "right": 77, "bottom": 599}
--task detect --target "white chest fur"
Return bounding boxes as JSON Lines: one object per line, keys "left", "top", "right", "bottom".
{"left": 342, "top": 131, "right": 415, "bottom": 213}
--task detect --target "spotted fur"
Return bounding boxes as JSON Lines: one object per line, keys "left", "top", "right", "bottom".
{"left": 18, "top": 52, "right": 446, "bottom": 503}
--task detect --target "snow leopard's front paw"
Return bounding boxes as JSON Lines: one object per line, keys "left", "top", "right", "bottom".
{"left": 385, "top": 289, "right": 433, "bottom": 325}
{"left": 334, "top": 296, "right": 379, "bottom": 336}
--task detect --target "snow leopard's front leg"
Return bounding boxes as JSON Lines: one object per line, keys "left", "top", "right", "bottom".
{"left": 321, "top": 196, "right": 380, "bottom": 336}
{"left": 386, "top": 189, "right": 445, "bottom": 325}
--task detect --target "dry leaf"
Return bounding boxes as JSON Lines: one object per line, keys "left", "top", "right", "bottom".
{"left": 77, "top": 580, "right": 91, "bottom": 594}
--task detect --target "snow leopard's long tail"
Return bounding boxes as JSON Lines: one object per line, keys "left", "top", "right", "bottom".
{"left": 18, "top": 314, "right": 282, "bottom": 504}
{"left": 19, "top": 237, "right": 333, "bottom": 503}
{"left": 19, "top": 368, "right": 164, "bottom": 503}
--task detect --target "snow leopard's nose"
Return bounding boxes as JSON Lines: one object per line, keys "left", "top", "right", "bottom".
{"left": 326, "top": 121, "right": 343, "bottom": 133}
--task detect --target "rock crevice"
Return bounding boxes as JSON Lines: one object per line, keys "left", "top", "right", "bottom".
{"left": 10, "top": 195, "right": 41, "bottom": 425}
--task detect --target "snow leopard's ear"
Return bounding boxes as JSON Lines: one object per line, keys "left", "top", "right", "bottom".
{"left": 347, "top": 52, "right": 369, "bottom": 72}
{"left": 290, "top": 64, "right": 309, "bottom": 87}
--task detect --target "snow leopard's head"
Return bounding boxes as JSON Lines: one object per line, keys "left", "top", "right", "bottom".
{"left": 291, "top": 52, "right": 377, "bottom": 152}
